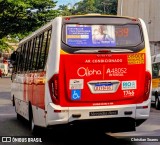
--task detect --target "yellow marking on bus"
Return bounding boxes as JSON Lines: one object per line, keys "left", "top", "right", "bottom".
{"left": 128, "top": 53, "right": 145, "bottom": 64}
{"left": 138, "top": 48, "right": 146, "bottom": 53}
{"left": 60, "top": 49, "right": 68, "bottom": 54}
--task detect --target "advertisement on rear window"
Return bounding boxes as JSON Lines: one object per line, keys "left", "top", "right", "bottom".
{"left": 66, "top": 25, "right": 116, "bottom": 47}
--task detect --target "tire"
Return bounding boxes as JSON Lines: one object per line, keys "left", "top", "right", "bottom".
{"left": 29, "top": 105, "right": 39, "bottom": 134}
{"left": 155, "top": 96, "right": 160, "bottom": 110}
{"left": 31, "top": 116, "right": 38, "bottom": 134}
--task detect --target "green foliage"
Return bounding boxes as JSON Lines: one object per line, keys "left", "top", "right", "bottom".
{"left": 0, "top": 0, "right": 58, "bottom": 39}
{"left": 94, "top": 0, "right": 118, "bottom": 14}
{"left": 58, "top": 4, "right": 72, "bottom": 16}
{"left": 72, "top": 0, "right": 96, "bottom": 15}
{"left": 0, "top": 38, "right": 14, "bottom": 52}
{"left": 58, "top": 0, "right": 118, "bottom": 15}
{"left": 0, "top": 0, "right": 59, "bottom": 51}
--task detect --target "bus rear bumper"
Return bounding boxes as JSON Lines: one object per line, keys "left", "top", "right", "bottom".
{"left": 47, "top": 103, "right": 134, "bottom": 122}
{"left": 46, "top": 100, "right": 150, "bottom": 130}
{"left": 46, "top": 102, "right": 136, "bottom": 132}
{"left": 135, "top": 99, "right": 151, "bottom": 120}
{"left": 46, "top": 103, "right": 69, "bottom": 126}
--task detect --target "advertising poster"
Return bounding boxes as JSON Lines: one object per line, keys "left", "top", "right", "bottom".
{"left": 66, "top": 25, "right": 116, "bottom": 47}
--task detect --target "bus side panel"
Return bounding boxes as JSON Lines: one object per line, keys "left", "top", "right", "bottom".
{"left": 25, "top": 72, "right": 46, "bottom": 127}
{"left": 12, "top": 74, "right": 29, "bottom": 120}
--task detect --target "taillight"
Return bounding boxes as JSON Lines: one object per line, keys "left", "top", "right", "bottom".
{"left": 48, "top": 74, "right": 59, "bottom": 105}
{"left": 143, "top": 71, "right": 151, "bottom": 101}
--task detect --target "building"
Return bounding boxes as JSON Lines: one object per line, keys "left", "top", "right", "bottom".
{"left": 117, "top": 0, "right": 160, "bottom": 55}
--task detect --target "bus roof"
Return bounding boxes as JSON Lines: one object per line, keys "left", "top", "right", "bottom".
{"left": 63, "top": 13, "right": 137, "bottom": 20}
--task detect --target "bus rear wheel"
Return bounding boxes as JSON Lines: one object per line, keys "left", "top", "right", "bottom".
{"left": 155, "top": 97, "right": 160, "bottom": 110}
{"left": 30, "top": 116, "right": 39, "bottom": 134}
{"left": 29, "top": 105, "right": 39, "bottom": 134}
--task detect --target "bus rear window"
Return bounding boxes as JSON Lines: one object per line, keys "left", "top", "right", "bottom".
{"left": 64, "top": 24, "right": 143, "bottom": 47}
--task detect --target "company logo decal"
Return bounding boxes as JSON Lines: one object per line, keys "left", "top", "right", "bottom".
{"left": 122, "top": 81, "right": 137, "bottom": 90}
{"left": 77, "top": 67, "right": 102, "bottom": 77}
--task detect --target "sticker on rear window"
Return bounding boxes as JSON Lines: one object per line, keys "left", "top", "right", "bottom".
{"left": 71, "top": 90, "right": 81, "bottom": 100}
{"left": 69, "top": 79, "right": 84, "bottom": 89}
{"left": 122, "top": 81, "right": 137, "bottom": 90}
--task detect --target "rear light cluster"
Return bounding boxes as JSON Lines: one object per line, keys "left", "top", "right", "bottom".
{"left": 143, "top": 71, "right": 151, "bottom": 101}
{"left": 48, "top": 74, "right": 59, "bottom": 105}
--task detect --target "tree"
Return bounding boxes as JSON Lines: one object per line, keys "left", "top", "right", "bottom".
{"left": 0, "top": 39, "right": 13, "bottom": 52}
{"left": 94, "top": 0, "right": 117, "bottom": 14}
{"left": 0, "top": 0, "right": 58, "bottom": 39}
{"left": 70, "top": 0, "right": 117, "bottom": 15}
{"left": 0, "top": 0, "right": 59, "bottom": 52}
{"left": 58, "top": 4, "right": 72, "bottom": 16}
{"left": 72, "top": 0, "right": 97, "bottom": 15}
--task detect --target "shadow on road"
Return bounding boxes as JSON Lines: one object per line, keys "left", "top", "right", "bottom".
{"left": 39, "top": 128, "right": 135, "bottom": 145}
{"left": 15, "top": 117, "right": 135, "bottom": 145}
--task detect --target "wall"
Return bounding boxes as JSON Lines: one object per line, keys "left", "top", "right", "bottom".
{"left": 117, "top": 0, "right": 160, "bottom": 55}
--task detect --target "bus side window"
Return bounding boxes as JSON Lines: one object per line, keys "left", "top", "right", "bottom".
{"left": 44, "top": 29, "right": 52, "bottom": 68}
{"left": 19, "top": 43, "right": 27, "bottom": 72}
{"left": 25, "top": 40, "right": 32, "bottom": 71}
{"left": 29, "top": 38, "right": 36, "bottom": 71}
{"left": 30, "top": 37, "right": 38, "bottom": 71}
{"left": 36, "top": 34, "right": 43, "bottom": 70}
{"left": 22, "top": 43, "right": 28, "bottom": 72}
{"left": 17, "top": 47, "right": 23, "bottom": 73}
{"left": 13, "top": 48, "right": 20, "bottom": 73}
{"left": 37, "top": 30, "right": 50, "bottom": 70}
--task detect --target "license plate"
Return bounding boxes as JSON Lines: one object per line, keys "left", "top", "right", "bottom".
{"left": 94, "top": 83, "right": 113, "bottom": 91}
{"left": 89, "top": 110, "right": 118, "bottom": 116}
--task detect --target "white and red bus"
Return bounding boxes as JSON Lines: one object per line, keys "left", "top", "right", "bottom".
{"left": 11, "top": 14, "right": 152, "bottom": 133}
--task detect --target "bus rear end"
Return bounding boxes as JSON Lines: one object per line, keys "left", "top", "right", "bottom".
{"left": 48, "top": 15, "right": 151, "bottom": 132}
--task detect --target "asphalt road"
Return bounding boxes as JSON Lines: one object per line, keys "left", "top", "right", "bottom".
{"left": 0, "top": 78, "right": 160, "bottom": 145}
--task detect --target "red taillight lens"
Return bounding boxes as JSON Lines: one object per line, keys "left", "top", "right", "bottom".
{"left": 65, "top": 17, "right": 70, "bottom": 21}
{"left": 48, "top": 74, "right": 59, "bottom": 105}
{"left": 143, "top": 71, "right": 151, "bottom": 101}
